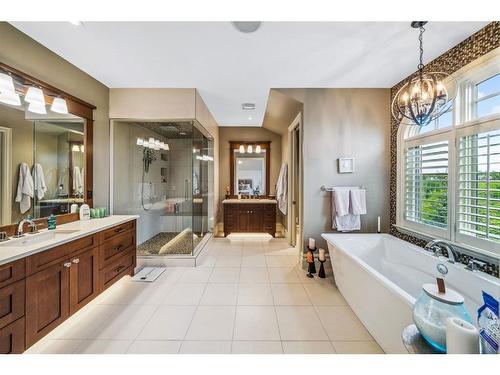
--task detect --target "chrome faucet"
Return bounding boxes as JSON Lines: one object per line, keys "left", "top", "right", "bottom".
{"left": 14, "top": 217, "right": 38, "bottom": 238}
{"left": 425, "top": 239, "right": 457, "bottom": 264}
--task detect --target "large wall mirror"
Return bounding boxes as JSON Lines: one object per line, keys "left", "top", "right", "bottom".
{"left": 229, "top": 141, "right": 270, "bottom": 196}
{"left": 0, "top": 62, "right": 94, "bottom": 229}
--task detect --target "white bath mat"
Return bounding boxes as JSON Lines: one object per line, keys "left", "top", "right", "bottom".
{"left": 131, "top": 267, "right": 166, "bottom": 282}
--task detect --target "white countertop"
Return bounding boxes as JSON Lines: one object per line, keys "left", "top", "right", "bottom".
{"left": 222, "top": 199, "right": 277, "bottom": 204}
{"left": 0, "top": 215, "right": 139, "bottom": 266}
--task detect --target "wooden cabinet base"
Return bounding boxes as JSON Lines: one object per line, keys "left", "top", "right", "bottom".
{"left": 0, "top": 219, "right": 137, "bottom": 353}
{"left": 0, "top": 318, "right": 25, "bottom": 354}
{"left": 224, "top": 203, "right": 276, "bottom": 237}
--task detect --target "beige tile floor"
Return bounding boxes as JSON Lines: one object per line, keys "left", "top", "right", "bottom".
{"left": 25, "top": 236, "right": 384, "bottom": 354}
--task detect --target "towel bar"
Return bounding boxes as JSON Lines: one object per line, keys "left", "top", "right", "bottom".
{"left": 320, "top": 185, "right": 366, "bottom": 192}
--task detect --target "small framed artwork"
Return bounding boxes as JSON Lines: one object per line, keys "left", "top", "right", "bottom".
{"left": 338, "top": 157, "right": 355, "bottom": 173}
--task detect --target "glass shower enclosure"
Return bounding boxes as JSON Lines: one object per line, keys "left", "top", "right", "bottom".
{"left": 112, "top": 120, "right": 214, "bottom": 257}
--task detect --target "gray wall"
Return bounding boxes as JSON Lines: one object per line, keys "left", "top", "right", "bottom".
{"left": 279, "top": 88, "right": 391, "bottom": 249}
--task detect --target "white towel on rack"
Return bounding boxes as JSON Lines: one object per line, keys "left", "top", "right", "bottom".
{"left": 350, "top": 189, "right": 366, "bottom": 215}
{"left": 276, "top": 163, "right": 288, "bottom": 215}
{"left": 73, "top": 166, "right": 84, "bottom": 195}
{"left": 333, "top": 189, "right": 350, "bottom": 216}
{"left": 15, "top": 162, "right": 34, "bottom": 214}
{"left": 32, "top": 163, "right": 47, "bottom": 200}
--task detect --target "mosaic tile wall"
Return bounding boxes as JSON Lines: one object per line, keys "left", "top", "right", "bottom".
{"left": 389, "top": 22, "right": 500, "bottom": 278}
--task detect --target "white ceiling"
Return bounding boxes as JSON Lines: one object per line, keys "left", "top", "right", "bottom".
{"left": 11, "top": 21, "right": 488, "bottom": 126}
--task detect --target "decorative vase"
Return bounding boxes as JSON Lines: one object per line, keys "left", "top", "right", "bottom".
{"left": 413, "top": 283, "right": 472, "bottom": 353}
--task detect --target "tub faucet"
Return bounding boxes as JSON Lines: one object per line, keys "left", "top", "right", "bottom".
{"left": 425, "top": 239, "right": 457, "bottom": 264}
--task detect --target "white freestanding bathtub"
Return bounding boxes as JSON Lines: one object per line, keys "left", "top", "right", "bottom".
{"left": 321, "top": 233, "right": 500, "bottom": 354}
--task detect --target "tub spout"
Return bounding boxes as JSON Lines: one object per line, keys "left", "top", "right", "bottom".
{"left": 425, "top": 239, "right": 457, "bottom": 264}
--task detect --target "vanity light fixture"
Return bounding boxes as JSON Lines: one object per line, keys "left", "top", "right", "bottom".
{"left": 255, "top": 145, "right": 261, "bottom": 154}
{"left": 391, "top": 22, "right": 457, "bottom": 127}
{"left": 72, "top": 144, "right": 80, "bottom": 152}
{"left": 80, "top": 145, "right": 84, "bottom": 153}
{"left": 247, "top": 145, "right": 253, "bottom": 153}
{"left": 25, "top": 86, "right": 46, "bottom": 105}
{"left": 0, "top": 72, "right": 21, "bottom": 106}
{"left": 239, "top": 144, "right": 245, "bottom": 154}
{"left": 50, "top": 97, "right": 68, "bottom": 114}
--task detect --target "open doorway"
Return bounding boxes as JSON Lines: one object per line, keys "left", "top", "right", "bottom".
{"left": 288, "top": 113, "right": 302, "bottom": 252}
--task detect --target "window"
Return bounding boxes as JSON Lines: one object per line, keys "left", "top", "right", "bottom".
{"left": 475, "top": 74, "right": 500, "bottom": 118}
{"left": 405, "top": 141, "right": 449, "bottom": 230}
{"left": 397, "top": 53, "right": 500, "bottom": 255}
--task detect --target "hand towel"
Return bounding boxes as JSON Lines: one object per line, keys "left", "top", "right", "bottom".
{"left": 276, "top": 163, "right": 288, "bottom": 215}
{"left": 350, "top": 189, "right": 367, "bottom": 215}
{"left": 32, "top": 163, "right": 47, "bottom": 200}
{"left": 73, "top": 166, "right": 84, "bottom": 195}
{"left": 15, "top": 162, "right": 34, "bottom": 214}
{"left": 333, "top": 188, "right": 350, "bottom": 216}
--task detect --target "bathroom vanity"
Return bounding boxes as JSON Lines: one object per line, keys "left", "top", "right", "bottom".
{"left": 0, "top": 215, "right": 138, "bottom": 353}
{"left": 223, "top": 199, "right": 277, "bottom": 237}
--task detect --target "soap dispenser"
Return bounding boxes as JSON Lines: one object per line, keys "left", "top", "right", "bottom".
{"left": 79, "top": 203, "right": 90, "bottom": 221}
{"left": 47, "top": 214, "right": 57, "bottom": 230}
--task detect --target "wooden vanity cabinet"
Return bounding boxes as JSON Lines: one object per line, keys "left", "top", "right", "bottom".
{"left": 0, "top": 219, "right": 137, "bottom": 352}
{"left": 224, "top": 203, "right": 276, "bottom": 237}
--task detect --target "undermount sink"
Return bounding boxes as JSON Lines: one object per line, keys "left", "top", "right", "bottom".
{"left": 0, "top": 229, "right": 81, "bottom": 247}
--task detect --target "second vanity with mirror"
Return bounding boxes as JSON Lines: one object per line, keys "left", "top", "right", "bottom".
{"left": 224, "top": 141, "right": 277, "bottom": 237}
{"left": 0, "top": 62, "right": 137, "bottom": 354}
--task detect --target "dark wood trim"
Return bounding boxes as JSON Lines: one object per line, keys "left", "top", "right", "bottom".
{"left": 229, "top": 141, "right": 271, "bottom": 196}
{"left": 0, "top": 60, "right": 95, "bottom": 229}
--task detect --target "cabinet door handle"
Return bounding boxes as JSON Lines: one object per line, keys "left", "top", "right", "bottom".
{"left": 115, "top": 265, "right": 125, "bottom": 273}
{"left": 114, "top": 227, "right": 126, "bottom": 234}
{"left": 72, "top": 258, "right": 80, "bottom": 264}
{"left": 63, "top": 262, "right": 72, "bottom": 268}
{"left": 114, "top": 244, "right": 123, "bottom": 252}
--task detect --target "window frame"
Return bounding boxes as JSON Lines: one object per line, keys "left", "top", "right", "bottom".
{"left": 396, "top": 51, "right": 500, "bottom": 258}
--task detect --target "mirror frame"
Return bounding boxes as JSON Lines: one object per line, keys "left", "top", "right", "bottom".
{"left": 0, "top": 61, "right": 96, "bottom": 234}
{"left": 229, "top": 141, "right": 270, "bottom": 196}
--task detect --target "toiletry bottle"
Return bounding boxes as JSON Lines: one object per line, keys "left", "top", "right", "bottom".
{"left": 47, "top": 214, "right": 57, "bottom": 230}
{"left": 70, "top": 203, "right": 79, "bottom": 213}
{"left": 79, "top": 204, "right": 90, "bottom": 221}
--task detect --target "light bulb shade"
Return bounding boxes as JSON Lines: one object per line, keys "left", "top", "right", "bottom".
{"left": 0, "top": 91, "right": 21, "bottom": 106}
{"left": 72, "top": 145, "right": 80, "bottom": 152}
{"left": 391, "top": 72, "right": 456, "bottom": 127}
{"left": 27, "top": 101, "right": 47, "bottom": 114}
{"left": 143, "top": 141, "right": 150, "bottom": 148}
{"left": 164, "top": 144, "right": 170, "bottom": 151}
{"left": 239, "top": 145, "right": 245, "bottom": 153}
{"left": 255, "top": 145, "right": 261, "bottom": 153}
{"left": 136, "top": 138, "right": 144, "bottom": 146}
{"left": 247, "top": 145, "right": 253, "bottom": 153}
{"left": 80, "top": 145, "right": 84, "bottom": 153}
{"left": 50, "top": 97, "right": 68, "bottom": 114}
{"left": 0, "top": 73, "right": 16, "bottom": 94}
{"left": 25, "top": 87, "right": 45, "bottom": 105}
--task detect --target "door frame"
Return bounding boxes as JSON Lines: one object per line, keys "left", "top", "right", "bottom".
{"left": 287, "top": 112, "right": 303, "bottom": 251}
{"left": 0, "top": 126, "right": 12, "bottom": 225}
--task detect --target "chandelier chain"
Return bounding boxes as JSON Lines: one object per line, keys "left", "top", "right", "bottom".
{"left": 418, "top": 26, "right": 425, "bottom": 72}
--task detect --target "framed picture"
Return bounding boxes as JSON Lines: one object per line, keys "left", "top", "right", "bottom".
{"left": 338, "top": 157, "right": 355, "bottom": 173}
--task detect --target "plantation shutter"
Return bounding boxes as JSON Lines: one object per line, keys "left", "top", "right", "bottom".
{"left": 404, "top": 140, "right": 449, "bottom": 231}
{"left": 458, "top": 129, "right": 500, "bottom": 243}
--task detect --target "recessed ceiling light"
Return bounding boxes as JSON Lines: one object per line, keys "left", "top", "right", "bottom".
{"left": 69, "top": 21, "right": 83, "bottom": 26}
{"left": 232, "top": 22, "right": 261, "bottom": 33}
{"left": 242, "top": 103, "right": 255, "bottom": 110}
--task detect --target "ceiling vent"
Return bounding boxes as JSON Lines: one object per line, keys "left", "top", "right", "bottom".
{"left": 241, "top": 103, "right": 256, "bottom": 110}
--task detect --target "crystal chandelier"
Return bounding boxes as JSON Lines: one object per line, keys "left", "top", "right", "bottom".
{"left": 391, "top": 22, "right": 457, "bottom": 127}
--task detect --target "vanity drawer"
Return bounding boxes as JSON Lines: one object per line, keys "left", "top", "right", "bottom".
{"left": 99, "top": 221, "right": 136, "bottom": 243}
{"left": 99, "top": 250, "right": 135, "bottom": 291}
{"left": 0, "top": 280, "right": 25, "bottom": 330}
{"left": 99, "top": 231, "right": 136, "bottom": 269}
{"left": 0, "top": 317, "right": 25, "bottom": 354}
{"left": 26, "top": 234, "right": 98, "bottom": 276}
{"left": 0, "top": 259, "right": 26, "bottom": 289}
